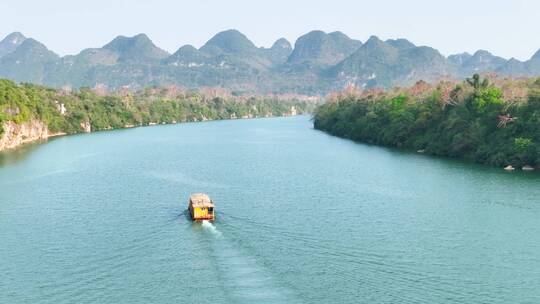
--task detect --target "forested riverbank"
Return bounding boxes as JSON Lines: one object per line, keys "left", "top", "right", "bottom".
{"left": 0, "top": 79, "right": 316, "bottom": 151}
{"left": 314, "top": 75, "right": 540, "bottom": 170}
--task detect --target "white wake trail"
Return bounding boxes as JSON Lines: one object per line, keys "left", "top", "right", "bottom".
{"left": 201, "top": 220, "right": 222, "bottom": 237}
{"left": 199, "top": 220, "right": 300, "bottom": 303}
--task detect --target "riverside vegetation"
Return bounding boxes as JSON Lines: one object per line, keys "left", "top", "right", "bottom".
{"left": 314, "top": 75, "right": 540, "bottom": 169}
{"left": 0, "top": 79, "right": 315, "bottom": 150}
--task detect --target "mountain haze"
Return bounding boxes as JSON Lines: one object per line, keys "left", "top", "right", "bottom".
{"left": 102, "top": 34, "right": 170, "bottom": 63}
{"left": 0, "top": 30, "right": 539, "bottom": 94}
{"left": 330, "top": 36, "right": 449, "bottom": 88}
{"left": 0, "top": 32, "right": 27, "bottom": 58}
{"left": 0, "top": 38, "right": 60, "bottom": 83}
{"left": 287, "top": 31, "right": 362, "bottom": 67}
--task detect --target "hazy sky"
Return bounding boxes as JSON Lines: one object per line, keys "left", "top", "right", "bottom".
{"left": 1, "top": 0, "right": 539, "bottom": 60}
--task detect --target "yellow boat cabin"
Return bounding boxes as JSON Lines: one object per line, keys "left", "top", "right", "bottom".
{"left": 188, "top": 193, "right": 215, "bottom": 221}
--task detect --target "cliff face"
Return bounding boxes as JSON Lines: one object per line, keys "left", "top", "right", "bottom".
{"left": 0, "top": 120, "right": 52, "bottom": 151}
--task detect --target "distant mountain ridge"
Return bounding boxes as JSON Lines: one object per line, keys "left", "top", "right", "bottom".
{"left": 287, "top": 30, "right": 362, "bottom": 67}
{"left": 102, "top": 33, "right": 169, "bottom": 63}
{"left": 0, "top": 32, "right": 26, "bottom": 57}
{"left": 0, "top": 30, "right": 539, "bottom": 94}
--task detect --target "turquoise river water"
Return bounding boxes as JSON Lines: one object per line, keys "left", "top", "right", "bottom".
{"left": 1, "top": 116, "right": 539, "bottom": 304}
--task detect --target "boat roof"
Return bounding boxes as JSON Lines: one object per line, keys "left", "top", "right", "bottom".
{"left": 189, "top": 193, "right": 214, "bottom": 207}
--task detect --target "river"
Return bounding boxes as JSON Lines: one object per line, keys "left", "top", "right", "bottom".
{"left": 1, "top": 116, "right": 539, "bottom": 304}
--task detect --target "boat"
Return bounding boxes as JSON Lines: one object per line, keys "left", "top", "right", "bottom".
{"left": 188, "top": 193, "right": 215, "bottom": 221}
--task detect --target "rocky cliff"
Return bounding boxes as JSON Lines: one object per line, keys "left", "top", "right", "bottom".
{"left": 0, "top": 120, "right": 63, "bottom": 151}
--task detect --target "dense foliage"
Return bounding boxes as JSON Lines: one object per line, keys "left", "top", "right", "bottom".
{"left": 0, "top": 79, "right": 315, "bottom": 136}
{"left": 314, "top": 76, "right": 540, "bottom": 168}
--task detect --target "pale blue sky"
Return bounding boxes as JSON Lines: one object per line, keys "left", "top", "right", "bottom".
{"left": 1, "top": 0, "right": 538, "bottom": 60}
